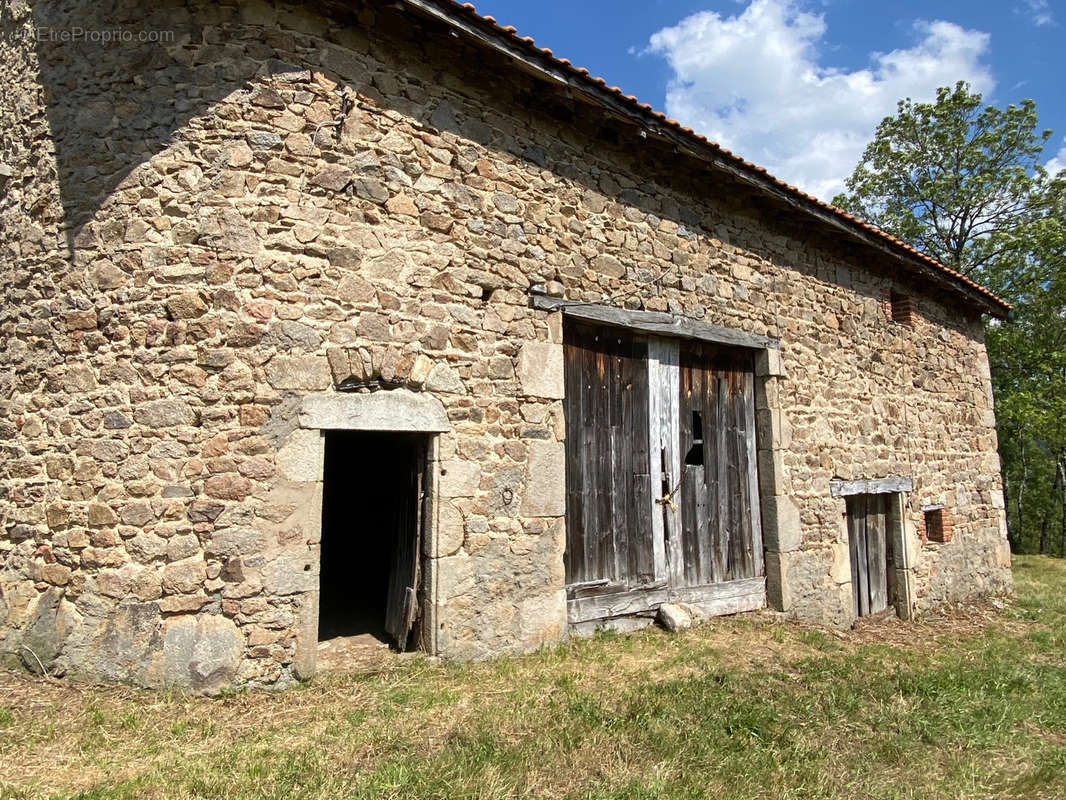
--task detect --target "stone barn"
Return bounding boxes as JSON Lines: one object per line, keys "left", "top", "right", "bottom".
{"left": 0, "top": 0, "right": 1013, "bottom": 690}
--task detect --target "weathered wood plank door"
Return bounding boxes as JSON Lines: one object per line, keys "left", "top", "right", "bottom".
{"left": 564, "top": 322, "right": 655, "bottom": 593}
{"left": 846, "top": 493, "right": 889, "bottom": 617}
{"left": 676, "top": 342, "right": 763, "bottom": 586}
{"left": 564, "top": 320, "right": 766, "bottom": 622}
{"left": 384, "top": 439, "right": 425, "bottom": 650}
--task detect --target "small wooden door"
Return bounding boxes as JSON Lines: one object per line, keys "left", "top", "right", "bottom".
{"left": 384, "top": 439, "right": 425, "bottom": 650}
{"left": 846, "top": 493, "right": 889, "bottom": 617}
{"left": 676, "top": 342, "right": 763, "bottom": 586}
{"left": 563, "top": 322, "right": 655, "bottom": 593}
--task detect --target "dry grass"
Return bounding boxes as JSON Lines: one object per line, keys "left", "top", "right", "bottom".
{"left": 2, "top": 556, "right": 1066, "bottom": 799}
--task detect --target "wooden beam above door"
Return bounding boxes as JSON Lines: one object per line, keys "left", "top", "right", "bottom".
{"left": 530, "top": 290, "right": 781, "bottom": 352}
{"left": 830, "top": 475, "right": 914, "bottom": 497}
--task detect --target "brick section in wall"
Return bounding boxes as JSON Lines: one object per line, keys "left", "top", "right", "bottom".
{"left": 922, "top": 506, "right": 954, "bottom": 544}
{"left": 887, "top": 291, "right": 917, "bottom": 327}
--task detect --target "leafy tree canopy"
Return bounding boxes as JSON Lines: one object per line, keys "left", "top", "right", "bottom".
{"left": 832, "top": 81, "right": 1055, "bottom": 299}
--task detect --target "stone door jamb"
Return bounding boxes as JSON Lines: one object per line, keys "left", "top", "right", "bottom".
{"left": 286, "top": 389, "right": 452, "bottom": 676}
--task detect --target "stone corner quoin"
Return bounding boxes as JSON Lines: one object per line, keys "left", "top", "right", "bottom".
{"left": 0, "top": 0, "right": 1011, "bottom": 690}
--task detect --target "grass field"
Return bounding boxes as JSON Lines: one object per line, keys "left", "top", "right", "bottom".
{"left": 2, "top": 555, "right": 1065, "bottom": 800}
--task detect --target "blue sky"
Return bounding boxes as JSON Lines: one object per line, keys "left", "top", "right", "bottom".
{"left": 470, "top": 0, "right": 1066, "bottom": 200}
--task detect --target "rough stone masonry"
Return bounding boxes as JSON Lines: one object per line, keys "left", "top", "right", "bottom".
{"left": 0, "top": 0, "right": 1012, "bottom": 691}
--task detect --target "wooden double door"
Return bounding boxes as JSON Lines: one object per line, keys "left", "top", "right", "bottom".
{"left": 563, "top": 321, "right": 765, "bottom": 623}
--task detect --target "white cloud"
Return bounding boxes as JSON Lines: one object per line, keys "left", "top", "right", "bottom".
{"left": 645, "top": 0, "right": 995, "bottom": 200}
{"left": 1019, "top": 0, "right": 1055, "bottom": 27}
{"left": 1046, "top": 140, "right": 1066, "bottom": 177}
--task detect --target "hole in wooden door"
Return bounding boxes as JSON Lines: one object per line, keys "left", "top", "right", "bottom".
{"left": 319, "top": 431, "right": 426, "bottom": 652}
{"left": 684, "top": 410, "right": 704, "bottom": 466}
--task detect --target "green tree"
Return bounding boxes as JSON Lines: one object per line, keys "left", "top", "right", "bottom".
{"left": 986, "top": 180, "right": 1066, "bottom": 553}
{"left": 832, "top": 81, "right": 1053, "bottom": 297}
{"left": 833, "top": 81, "right": 1066, "bottom": 554}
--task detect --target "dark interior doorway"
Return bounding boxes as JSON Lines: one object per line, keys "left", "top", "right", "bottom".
{"left": 318, "top": 430, "right": 426, "bottom": 650}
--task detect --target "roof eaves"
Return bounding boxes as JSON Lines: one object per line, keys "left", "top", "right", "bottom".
{"left": 397, "top": 0, "right": 1013, "bottom": 318}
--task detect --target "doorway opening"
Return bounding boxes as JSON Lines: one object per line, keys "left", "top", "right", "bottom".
{"left": 318, "top": 430, "right": 427, "bottom": 652}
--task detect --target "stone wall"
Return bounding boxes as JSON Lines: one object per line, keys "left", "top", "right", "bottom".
{"left": 0, "top": 0, "right": 1011, "bottom": 689}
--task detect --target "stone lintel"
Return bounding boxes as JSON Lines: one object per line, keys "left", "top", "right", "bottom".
{"left": 300, "top": 389, "right": 450, "bottom": 433}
